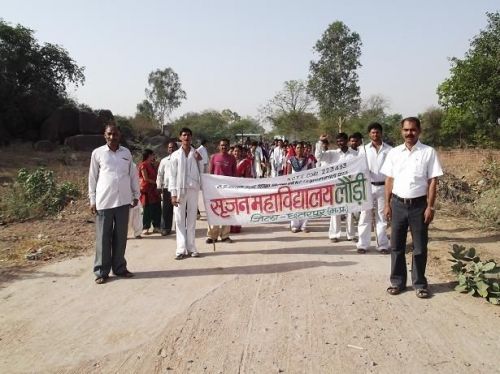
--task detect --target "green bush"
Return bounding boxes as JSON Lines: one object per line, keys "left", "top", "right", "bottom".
{"left": 449, "top": 244, "right": 500, "bottom": 305}
{"left": 0, "top": 168, "right": 80, "bottom": 221}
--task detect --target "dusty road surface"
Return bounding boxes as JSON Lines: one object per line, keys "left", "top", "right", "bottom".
{"left": 0, "top": 214, "right": 499, "bottom": 374}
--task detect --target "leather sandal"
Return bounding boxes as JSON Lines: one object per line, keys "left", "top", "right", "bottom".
{"left": 415, "top": 288, "right": 429, "bottom": 299}
{"left": 386, "top": 286, "right": 403, "bottom": 295}
{"left": 357, "top": 248, "right": 367, "bottom": 254}
{"left": 95, "top": 276, "right": 107, "bottom": 284}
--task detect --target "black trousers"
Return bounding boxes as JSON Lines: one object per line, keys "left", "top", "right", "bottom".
{"left": 390, "top": 196, "right": 429, "bottom": 290}
{"left": 161, "top": 189, "right": 174, "bottom": 233}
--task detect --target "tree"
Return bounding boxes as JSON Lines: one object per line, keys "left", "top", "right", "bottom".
{"left": 437, "top": 12, "right": 500, "bottom": 147}
{"left": 0, "top": 19, "right": 85, "bottom": 140}
{"left": 144, "top": 67, "right": 186, "bottom": 130}
{"left": 263, "top": 80, "right": 318, "bottom": 139}
{"left": 308, "top": 21, "right": 362, "bottom": 133}
{"left": 419, "top": 107, "right": 445, "bottom": 146}
{"left": 345, "top": 94, "right": 390, "bottom": 136}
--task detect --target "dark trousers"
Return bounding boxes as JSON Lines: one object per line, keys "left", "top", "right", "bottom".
{"left": 390, "top": 196, "right": 429, "bottom": 290}
{"left": 143, "top": 202, "right": 161, "bottom": 230}
{"left": 94, "top": 204, "right": 130, "bottom": 277}
{"left": 161, "top": 189, "right": 174, "bottom": 233}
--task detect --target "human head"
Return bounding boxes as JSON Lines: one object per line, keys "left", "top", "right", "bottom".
{"left": 294, "top": 141, "right": 305, "bottom": 157}
{"left": 165, "top": 140, "right": 177, "bottom": 155}
{"left": 178, "top": 127, "right": 193, "bottom": 147}
{"left": 234, "top": 144, "right": 243, "bottom": 159}
{"left": 218, "top": 138, "right": 230, "bottom": 154}
{"left": 103, "top": 123, "right": 121, "bottom": 150}
{"left": 400, "top": 117, "right": 421, "bottom": 147}
{"left": 367, "top": 122, "right": 383, "bottom": 144}
{"left": 349, "top": 132, "right": 363, "bottom": 150}
{"left": 250, "top": 140, "right": 258, "bottom": 151}
{"left": 336, "top": 132, "right": 349, "bottom": 151}
{"left": 142, "top": 148, "right": 154, "bottom": 162}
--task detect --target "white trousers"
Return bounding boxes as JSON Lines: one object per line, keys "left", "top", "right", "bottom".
{"left": 356, "top": 185, "right": 389, "bottom": 250}
{"left": 290, "top": 219, "right": 308, "bottom": 231}
{"left": 174, "top": 189, "right": 199, "bottom": 255}
{"left": 329, "top": 213, "right": 355, "bottom": 239}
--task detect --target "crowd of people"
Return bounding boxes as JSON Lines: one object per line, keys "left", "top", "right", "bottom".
{"left": 89, "top": 117, "right": 443, "bottom": 299}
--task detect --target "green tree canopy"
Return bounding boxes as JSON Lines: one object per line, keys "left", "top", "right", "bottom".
{"left": 144, "top": 67, "right": 186, "bottom": 130}
{"left": 308, "top": 21, "right": 362, "bottom": 133}
{"left": 170, "top": 110, "right": 265, "bottom": 149}
{"left": 437, "top": 11, "right": 500, "bottom": 147}
{"left": 0, "top": 19, "right": 85, "bottom": 140}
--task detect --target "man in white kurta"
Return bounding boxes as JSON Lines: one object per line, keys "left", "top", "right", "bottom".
{"left": 356, "top": 123, "right": 392, "bottom": 253}
{"left": 169, "top": 127, "right": 203, "bottom": 259}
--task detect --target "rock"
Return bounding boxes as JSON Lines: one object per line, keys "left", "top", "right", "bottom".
{"left": 160, "top": 348, "right": 168, "bottom": 358}
{"left": 64, "top": 135, "right": 106, "bottom": 151}
{"left": 34, "top": 140, "right": 56, "bottom": 152}
{"left": 79, "top": 111, "right": 103, "bottom": 135}
{"left": 97, "top": 109, "right": 114, "bottom": 125}
{"left": 40, "top": 107, "right": 80, "bottom": 143}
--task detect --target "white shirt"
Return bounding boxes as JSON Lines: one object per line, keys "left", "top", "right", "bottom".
{"left": 270, "top": 146, "right": 285, "bottom": 169}
{"left": 156, "top": 154, "right": 173, "bottom": 189}
{"left": 169, "top": 147, "right": 202, "bottom": 198}
{"left": 336, "top": 147, "right": 358, "bottom": 162}
{"left": 358, "top": 142, "right": 392, "bottom": 183}
{"left": 314, "top": 141, "right": 340, "bottom": 166}
{"left": 88, "top": 145, "right": 140, "bottom": 210}
{"left": 381, "top": 140, "right": 443, "bottom": 198}
{"left": 196, "top": 145, "right": 209, "bottom": 166}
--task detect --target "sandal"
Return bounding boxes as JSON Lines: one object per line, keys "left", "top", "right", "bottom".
{"left": 357, "top": 248, "right": 367, "bottom": 254}
{"left": 415, "top": 289, "right": 429, "bottom": 299}
{"left": 380, "top": 249, "right": 390, "bottom": 254}
{"left": 95, "top": 276, "right": 107, "bottom": 284}
{"left": 386, "top": 286, "right": 403, "bottom": 295}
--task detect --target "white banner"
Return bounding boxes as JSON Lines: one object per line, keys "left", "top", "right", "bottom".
{"left": 201, "top": 156, "right": 372, "bottom": 226}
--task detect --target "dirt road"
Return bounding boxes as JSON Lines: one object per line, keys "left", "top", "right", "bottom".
{"left": 0, "top": 216, "right": 499, "bottom": 374}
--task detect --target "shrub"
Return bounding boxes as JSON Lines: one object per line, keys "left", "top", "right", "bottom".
{"left": 449, "top": 244, "right": 500, "bottom": 305}
{"left": 0, "top": 168, "right": 80, "bottom": 221}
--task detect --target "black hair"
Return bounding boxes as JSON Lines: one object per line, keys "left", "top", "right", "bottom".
{"left": 336, "top": 132, "right": 348, "bottom": 141}
{"left": 349, "top": 132, "right": 363, "bottom": 140}
{"left": 367, "top": 122, "right": 383, "bottom": 133}
{"left": 400, "top": 117, "right": 421, "bottom": 129}
{"left": 142, "top": 148, "right": 154, "bottom": 161}
{"left": 179, "top": 127, "right": 193, "bottom": 136}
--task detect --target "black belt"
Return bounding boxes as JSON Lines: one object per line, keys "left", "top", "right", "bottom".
{"left": 371, "top": 181, "right": 385, "bottom": 186}
{"left": 392, "top": 194, "right": 427, "bottom": 205}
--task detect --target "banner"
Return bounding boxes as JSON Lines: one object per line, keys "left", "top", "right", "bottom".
{"left": 201, "top": 156, "right": 372, "bottom": 225}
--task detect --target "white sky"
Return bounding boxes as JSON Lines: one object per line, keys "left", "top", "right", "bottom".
{"left": 2, "top": 0, "right": 498, "bottom": 121}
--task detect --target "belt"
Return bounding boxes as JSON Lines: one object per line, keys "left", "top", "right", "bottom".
{"left": 392, "top": 194, "right": 427, "bottom": 205}
{"left": 371, "top": 181, "right": 385, "bottom": 186}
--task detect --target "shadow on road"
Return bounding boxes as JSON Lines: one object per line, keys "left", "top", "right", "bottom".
{"left": 132, "top": 260, "right": 357, "bottom": 279}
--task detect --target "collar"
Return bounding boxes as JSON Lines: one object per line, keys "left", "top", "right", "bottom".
{"left": 402, "top": 140, "right": 423, "bottom": 152}
{"left": 105, "top": 144, "right": 122, "bottom": 152}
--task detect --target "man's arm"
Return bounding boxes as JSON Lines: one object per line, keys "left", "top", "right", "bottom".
{"left": 384, "top": 177, "right": 394, "bottom": 221}
{"left": 424, "top": 177, "right": 438, "bottom": 224}
{"left": 156, "top": 159, "right": 165, "bottom": 189}
{"left": 169, "top": 154, "right": 179, "bottom": 206}
{"left": 88, "top": 151, "right": 99, "bottom": 214}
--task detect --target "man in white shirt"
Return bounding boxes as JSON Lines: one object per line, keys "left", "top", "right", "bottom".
{"left": 314, "top": 135, "right": 337, "bottom": 167}
{"left": 381, "top": 117, "right": 443, "bottom": 299}
{"left": 88, "top": 123, "right": 140, "bottom": 284}
{"left": 328, "top": 133, "right": 358, "bottom": 242}
{"left": 270, "top": 138, "right": 285, "bottom": 177}
{"left": 156, "top": 140, "right": 177, "bottom": 236}
{"left": 169, "top": 127, "right": 203, "bottom": 259}
{"left": 356, "top": 123, "right": 392, "bottom": 254}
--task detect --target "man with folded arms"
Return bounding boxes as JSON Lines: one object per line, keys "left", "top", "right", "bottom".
{"left": 381, "top": 117, "right": 443, "bottom": 299}
{"left": 356, "top": 123, "right": 392, "bottom": 254}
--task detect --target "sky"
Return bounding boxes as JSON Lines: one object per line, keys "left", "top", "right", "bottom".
{"left": 1, "top": 0, "right": 498, "bottom": 122}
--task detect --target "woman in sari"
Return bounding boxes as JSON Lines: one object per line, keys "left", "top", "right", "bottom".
{"left": 230, "top": 145, "right": 253, "bottom": 233}
{"left": 139, "top": 149, "right": 161, "bottom": 235}
{"left": 286, "top": 141, "right": 314, "bottom": 233}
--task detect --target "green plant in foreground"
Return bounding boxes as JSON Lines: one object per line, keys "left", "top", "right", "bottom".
{"left": 449, "top": 244, "right": 500, "bottom": 305}
{"left": 0, "top": 168, "right": 80, "bottom": 221}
